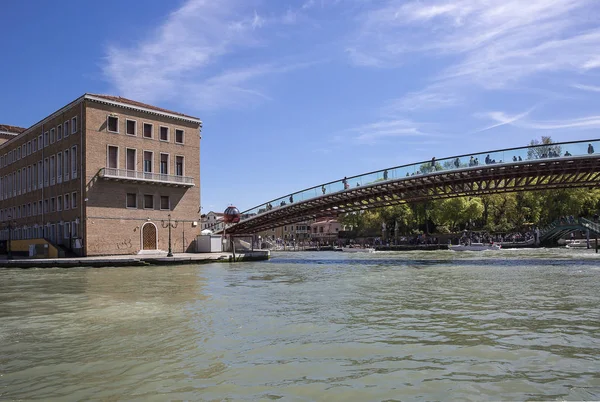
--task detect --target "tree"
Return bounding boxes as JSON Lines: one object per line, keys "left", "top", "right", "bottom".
{"left": 527, "top": 136, "right": 562, "bottom": 159}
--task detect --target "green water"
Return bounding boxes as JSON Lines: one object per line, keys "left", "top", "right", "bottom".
{"left": 1, "top": 248, "right": 599, "bottom": 401}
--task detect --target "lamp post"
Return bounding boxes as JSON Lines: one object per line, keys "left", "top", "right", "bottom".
{"left": 161, "top": 214, "right": 178, "bottom": 257}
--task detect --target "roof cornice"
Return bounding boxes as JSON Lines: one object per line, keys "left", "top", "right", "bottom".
{"left": 84, "top": 94, "right": 202, "bottom": 125}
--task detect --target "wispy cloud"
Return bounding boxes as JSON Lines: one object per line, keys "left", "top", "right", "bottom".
{"left": 347, "top": 119, "right": 430, "bottom": 144}
{"left": 480, "top": 110, "right": 600, "bottom": 131}
{"left": 572, "top": 83, "right": 600, "bottom": 92}
{"left": 348, "top": 0, "right": 600, "bottom": 109}
{"left": 103, "top": 0, "right": 314, "bottom": 110}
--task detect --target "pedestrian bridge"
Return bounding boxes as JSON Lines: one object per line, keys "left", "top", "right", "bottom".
{"left": 540, "top": 216, "right": 600, "bottom": 244}
{"left": 219, "top": 139, "right": 600, "bottom": 235}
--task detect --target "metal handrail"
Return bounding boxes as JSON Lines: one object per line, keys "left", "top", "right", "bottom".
{"left": 237, "top": 138, "right": 600, "bottom": 223}
{"left": 99, "top": 167, "right": 194, "bottom": 185}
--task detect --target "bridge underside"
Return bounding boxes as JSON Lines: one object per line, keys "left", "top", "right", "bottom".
{"left": 226, "top": 157, "right": 600, "bottom": 234}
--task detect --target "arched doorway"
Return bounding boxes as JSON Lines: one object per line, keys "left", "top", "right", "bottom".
{"left": 142, "top": 222, "right": 157, "bottom": 250}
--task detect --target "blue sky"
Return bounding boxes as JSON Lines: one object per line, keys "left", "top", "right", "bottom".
{"left": 2, "top": 0, "right": 600, "bottom": 212}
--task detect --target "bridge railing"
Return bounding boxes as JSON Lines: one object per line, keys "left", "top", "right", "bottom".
{"left": 237, "top": 138, "right": 600, "bottom": 225}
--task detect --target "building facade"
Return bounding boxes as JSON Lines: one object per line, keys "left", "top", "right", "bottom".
{"left": 0, "top": 94, "right": 202, "bottom": 256}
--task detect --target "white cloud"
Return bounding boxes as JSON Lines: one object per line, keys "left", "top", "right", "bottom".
{"left": 572, "top": 84, "right": 600, "bottom": 92}
{"left": 348, "top": 0, "right": 600, "bottom": 107}
{"left": 103, "top": 0, "right": 313, "bottom": 110}
{"left": 347, "top": 119, "right": 430, "bottom": 144}
{"left": 480, "top": 110, "right": 600, "bottom": 131}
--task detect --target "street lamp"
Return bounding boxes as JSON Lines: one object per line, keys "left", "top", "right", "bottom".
{"left": 161, "top": 214, "right": 178, "bottom": 257}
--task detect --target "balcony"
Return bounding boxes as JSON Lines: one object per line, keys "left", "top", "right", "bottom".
{"left": 99, "top": 168, "right": 194, "bottom": 187}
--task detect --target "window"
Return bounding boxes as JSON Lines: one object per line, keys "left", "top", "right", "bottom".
{"left": 57, "top": 124, "right": 62, "bottom": 141}
{"left": 175, "top": 156, "right": 184, "bottom": 176}
{"left": 72, "top": 117, "right": 77, "bottom": 134}
{"left": 50, "top": 128, "right": 55, "bottom": 144}
{"left": 44, "top": 131, "right": 49, "bottom": 146}
{"left": 72, "top": 192, "right": 77, "bottom": 209}
{"left": 44, "top": 158, "right": 49, "bottom": 186}
{"left": 63, "top": 224, "right": 70, "bottom": 240}
{"left": 64, "top": 121, "right": 69, "bottom": 138}
{"left": 63, "top": 149, "right": 69, "bottom": 181}
{"left": 44, "top": 199, "right": 49, "bottom": 213}
{"left": 107, "top": 116, "right": 118, "bottom": 133}
{"left": 32, "top": 138, "right": 37, "bottom": 152}
{"left": 71, "top": 146, "right": 77, "bottom": 178}
{"left": 38, "top": 201, "right": 42, "bottom": 215}
{"left": 33, "top": 202, "right": 37, "bottom": 216}
{"left": 126, "top": 149, "right": 136, "bottom": 171}
{"left": 143, "top": 151, "right": 153, "bottom": 173}
{"left": 143, "top": 123, "right": 153, "bottom": 138}
{"left": 126, "top": 119, "right": 136, "bottom": 136}
{"left": 72, "top": 220, "right": 78, "bottom": 238}
{"left": 27, "top": 141, "right": 31, "bottom": 155}
{"left": 160, "top": 126, "right": 169, "bottom": 141}
{"left": 57, "top": 153, "right": 62, "bottom": 182}
{"left": 57, "top": 195, "right": 62, "bottom": 211}
{"left": 64, "top": 194, "right": 70, "bottom": 210}
{"left": 175, "top": 129, "right": 184, "bottom": 144}
{"left": 144, "top": 194, "right": 154, "bottom": 209}
{"left": 160, "top": 196, "right": 170, "bottom": 210}
{"left": 51, "top": 197, "right": 56, "bottom": 212}
{"left": 160, "top": 153, "right": 168, "bottom": 175}
{"left": 17, "top": 147, "right": 21, "bottom": 160}
{"left": 38, "top": 135, "right": 43, "bottom": 149}
{"left": 50, "top": 155, "right": 55, "bottom": 185}
{"left": 126, "top": 193, "right": 137, "bottom": 208}
{"left": 107, "top": 146, "right": 118, "bottom": 169}
{"left": 37, "top": 161, "right": 42, "bottom": 187}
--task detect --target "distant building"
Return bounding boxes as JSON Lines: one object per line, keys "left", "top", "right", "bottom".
{"left": 0, "top": 94, "right": 202, "bottom": 256}
{"left": 201, "top": 211, "right": 224, "bottom": 231}
{"left": 258, "top": 220, "right": 312, "bottom": 243}
{"left": 310, "top": 217, "right": 341, "bottom": 242}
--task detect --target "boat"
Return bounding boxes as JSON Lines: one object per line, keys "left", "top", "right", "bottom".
{"left": 341, "top": 247, "right": 376, "bottom": 253}
{"left": 565, "top": 240, "right": 588, "bottom": 248}
{"left": 450, "top": 242, "right": 501, "bottom": 251}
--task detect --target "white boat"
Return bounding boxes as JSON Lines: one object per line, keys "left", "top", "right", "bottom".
{"left": 450, "top": 242, "right": 501, "bottom": 251}
{"left": 565, "top": 240, "right": 588, "bottom": 248}
{"left": 341, "top": 247, "right": 376, "bottom": 253}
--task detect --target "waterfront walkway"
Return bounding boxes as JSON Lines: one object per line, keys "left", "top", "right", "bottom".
{"left": 0, "top": 250, "right": 270, "bottom": 268}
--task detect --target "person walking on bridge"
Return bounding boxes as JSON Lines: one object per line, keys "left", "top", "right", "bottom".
{"left": 588, "top": 143, "right": 595, "bottom": 154}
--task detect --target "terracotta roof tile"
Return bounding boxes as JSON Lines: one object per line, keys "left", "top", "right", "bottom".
{"left": 0, "top": 124, "right": 27, "bottom": 134}
{"left": 87, "top": 94, "right": 200, "bottom": 121}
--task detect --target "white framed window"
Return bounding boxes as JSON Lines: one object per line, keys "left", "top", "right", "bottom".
{"left": 64, "top": 193, "right": 70, "bottom": 210}
{"left": 71, "top": 116, "right": 77, "bottom": 134}
{"left": 175, "top": 129, "right": 184, "bottom": 144}
{"left": 64, "top": 120, "right": 70, "bottom": 138}
{"left": 44, "top": 131, "right": 49, "bottom": 147}
{"left": 107, "top": 145, "right": 119, "bottom": 169}
{"left": 143, "top": 150, "right": 153, "bottom": 173}
{"left": 126, "top": 193, "right": 137, "bottom": 208}
{"left": 57, "top": 195, "right": 62, "bottom": 211}
{"left": 159, "top": 126, "right": 169, "bottom": 141}
{"left": 44, "top": 158, "right": 49, "bottom": 186}
{"left": 175, "top": 155, "right": 184, "bottom": 176}
{"left": 51, "top": 197, "right": 56, "bottom": 212}
{"left": 38, "top": 134, "right": 43, "bottom": 149}
{"left": 50, "top": 155, "right": 55, "bottom": 185}
{"left": 72, "top": 192, "right": 77, "bottom": 209}
{"left": 160, "top": 153, "right": 169, "bottom": 175}
{"left": 32, "top": 138, "right": 37, "bottom": 152}
{"left": 126, "top": 119, "right": 136, "bottom": 136}
{"left": 63, "top": 149, "right": 69, "bottom": 181}
{"left": 144, "top": 194, "right": 154, "bottom": 209}
{"left": 71, "top": 146, "right": 77, "bottom": 178}
{"left": 107, "top": 116, "right": 119, "bottom": 133}
{"left": 57, "top": 124, "right": 62, "bottom": 141}
{"left": 27, "top": 141, "right": 31, "bottom": 156}
{"left": 160, "top": 195, "right": 170, "bottom": 210}
{"left": 126, "top": 148, "right": 136, "bottom": 171}
{"left": 50, "top": 128, "right": 55, "bottom": 144}
{"left": 57, "top": 152, "right": 62, "bottom": 183}
{"left": 143, "top": 123, "right": 153, "bottom": 139}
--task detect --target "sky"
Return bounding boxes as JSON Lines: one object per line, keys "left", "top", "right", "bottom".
{"left": 2, "top": 0, "right": 600, "bottom": 213}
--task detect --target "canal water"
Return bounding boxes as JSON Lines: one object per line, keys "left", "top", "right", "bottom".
{"left": 1, "top": 249, "right": 599, "bottom": 401}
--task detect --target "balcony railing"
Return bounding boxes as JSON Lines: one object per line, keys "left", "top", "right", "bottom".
{"left": 99, "top": 167, "right": 194, "bottom": 186}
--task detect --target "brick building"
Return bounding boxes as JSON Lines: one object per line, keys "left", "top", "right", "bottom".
{"left": 0, "top": 94, "right": 202, "bottom": 256}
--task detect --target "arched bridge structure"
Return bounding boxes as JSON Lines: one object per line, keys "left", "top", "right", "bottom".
{"left": 221, "top": 139, "right": 600, "bottom": 235}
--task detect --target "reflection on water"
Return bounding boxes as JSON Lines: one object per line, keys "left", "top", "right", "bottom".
{"left": 1, "top": 249, "right": 600, "bottom": 401}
